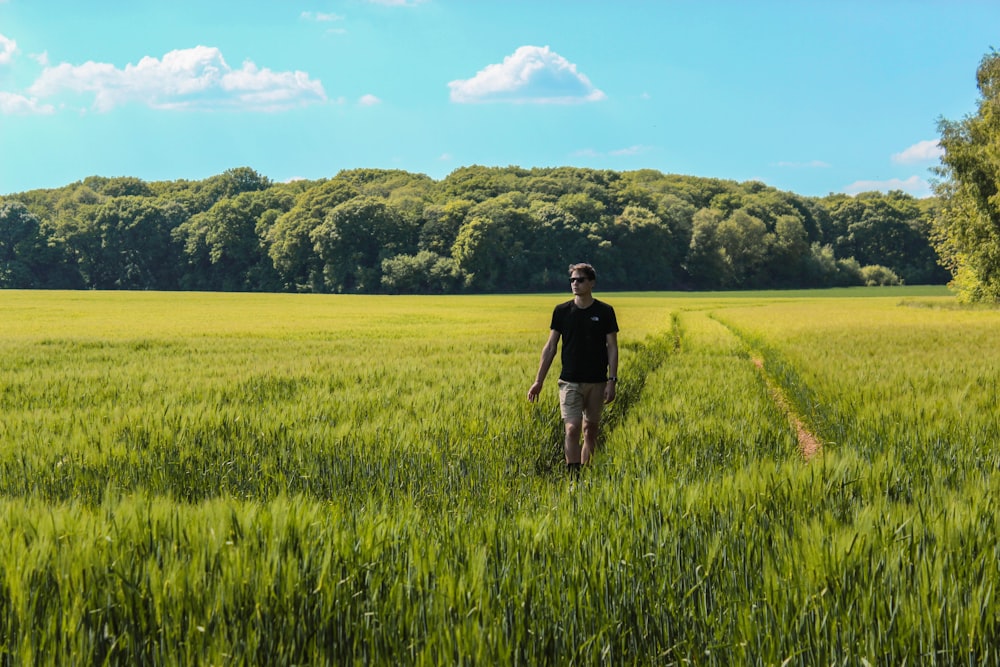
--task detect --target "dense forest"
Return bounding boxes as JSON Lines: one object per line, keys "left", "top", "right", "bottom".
{"left": 0, "top": 165, "right": 948, "bottom": 293}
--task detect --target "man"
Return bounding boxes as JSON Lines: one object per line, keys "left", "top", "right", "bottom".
{"left": 527, "top": 263, "right": 619, "bottom": 475}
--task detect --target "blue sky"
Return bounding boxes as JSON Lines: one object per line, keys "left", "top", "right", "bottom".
{"left": 0, "top": 0, "right": 995, "bottom": 198}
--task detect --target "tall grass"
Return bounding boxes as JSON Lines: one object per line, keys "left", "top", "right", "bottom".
{"left": 1, "top": 287, "right": 998, "bottom": 664}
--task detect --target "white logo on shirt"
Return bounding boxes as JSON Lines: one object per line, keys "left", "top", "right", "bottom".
{"left": 591, "top": 316, "right": 600, "bottom": 321}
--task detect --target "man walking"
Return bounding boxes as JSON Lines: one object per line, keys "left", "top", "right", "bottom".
{"left": 527, "top": 263, "right": 619, "bottom": 474}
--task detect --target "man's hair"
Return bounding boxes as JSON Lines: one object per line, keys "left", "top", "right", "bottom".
{"left": 568, "top": 263, "right": 596, "bottom": 281}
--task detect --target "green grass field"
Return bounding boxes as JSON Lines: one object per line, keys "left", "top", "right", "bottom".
{"left": 1, "top": 285, "right": 998, "bottom": 665}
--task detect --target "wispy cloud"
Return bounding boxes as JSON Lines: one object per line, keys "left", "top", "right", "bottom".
{"left": 301, "top": 11, "right": 347, "bottom": 34}
{"left": 300, "top": 11, "right": 344, "bottom": 22}
{"left": 358, "top": 93, "right": 381, "bottom": 106}
{"left": 0, "top": 33, "right": 16, "bottom": 66}
{"left": 843, "top": 175, "right": 932, "bottom": 198}
{"left": 573, "top": 145, "right": 651, "bottom": 158}
{"left": 0, "top": 35, "right": 56, "bottom": 115}
{"left": 609, "top": 145, "right": 652, "bottom": 156}
{"left": 448, "top": 45, "right": 605, "bottom": 104}
{"left": 24, "top": 45, "right": 326, "bottom": 112}
{"left": 774, "top": 160, "right": 831, "bottom": 169}
{"left": 892, "top": 139, "right": 944, "bottom": 164}
{"left": 366, "top": 0, "right": 428, "bottom": 6}
{"left": 0, "top": 91, "right": 55, "bottom": 115}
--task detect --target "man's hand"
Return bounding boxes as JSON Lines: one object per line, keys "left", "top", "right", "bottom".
{"left": 527, "top": 381, "right": 543, "bottom": 402}
{"left": 603, "top": 381, "right": 617, "bottom": 404}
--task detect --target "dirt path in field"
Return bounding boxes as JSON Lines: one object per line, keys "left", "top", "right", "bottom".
{"left": 752, "top": 357, "right": 823, "bottom": 460}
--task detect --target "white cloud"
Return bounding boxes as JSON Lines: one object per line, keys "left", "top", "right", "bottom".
{"left": 0, "top": 35, "right": 56, "bottom": 116}
{"left": 367, "top": 0, "right": 427, "bottom": 6}
{"left": 358, "top": 93, "right": 381, "bottom": 106}
{"left": 301, "top": 11, "right": 344, "bottom": 21}
{"left": 0, "top": 33, "right": 16, "bottom": 65}
{"left": 572, "top": 145, "right": 649, "bottom": 158}
{"left": 26, "top": 45, "right": 326, "bottom": 112}
{"left": 892, "top": 139, "right": 944, "bottom": 164}
{"left": 843, "top": 175, "right": 933, "bottom": 198}
{"left": 301, "top": 11, "right": 347, "bottom": 33}
{"left": 448, "top": 45, "right": 606, "bottom": 104}
{"left": 31, "top": 51, "right": 49, "bottom": 67}
{"left": 0, "top": 91, "right": 55, "bottom": 115}
{"left": 775, "top": 160, "right": 831, "bottom": 169}
{"left": 439, "top": 153, "right": 452, "bottom": 161}
{"left": 609, "top": 145, "right": 652, "bottom": 157}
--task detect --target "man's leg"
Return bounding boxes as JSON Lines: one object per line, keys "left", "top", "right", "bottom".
{"left": 564, "top": 419, "right": 583, "bottom": 465}
{"left": 558, "top": 381, "right": 585, "bottom": 470}
{"left": 580, "top": 382, "right": 607, "bottom": 465}
{"left": 581, "top": 419, "right": 600, "bottom": 465}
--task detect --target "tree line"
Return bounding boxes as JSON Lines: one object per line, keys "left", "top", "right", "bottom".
{"left": 0, "top": 165, "right": 948, "bottom": 294}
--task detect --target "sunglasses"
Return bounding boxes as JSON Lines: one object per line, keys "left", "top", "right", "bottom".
{"left": 569, "top": 277, "right": 590, "bottom": 283}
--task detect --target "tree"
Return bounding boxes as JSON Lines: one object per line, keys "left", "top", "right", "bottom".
{"left": 739, "top": 187, "right": 824, "bottom": 242}
{"left": 607, "top": 205, "right": 676, "bottom": 289}
{"left": 311, "top": 196, "right": 418, "bottom": 292}
{"left": 381, "top": 251, "right": 461, "bottom": 294}
{"left": 209, "top": 167, "right": 272, "bottom": 200}
{"left": 715, "top": 210, "right": 772, "bottom": 288}
{"left": 684, "top": 208, "right": 727, "bottom": 288}
{"left": 769, "top": 215, "right": 810, "bottom": 286}
{"left": 84, "top": 176, "right": 153, "bottom": 198}
{"left": 419, "top": 199, "right": 474, "bottom": 256}
{"left": 525, "top": 202, "right": 595, "bottom": 290}
{"left": 336, "top": 168, "right": 434, "bottom": 200}
{"left": 657, "top": 194, "right": 697, "bottom": 254}
{"left": 803, "top": 242, "right": 840, "bottom": 287}
{"left": 557, "top": 192, "right": 606, "bottom": 226}
{"left": 0, "top": 202, "right": 61, "bottom": 288}
{"left": 860, "top": 265, "right": 903, "bottom": 286}
{"left": 609, "top": 180, "right": 658, "bottom": 216}
{"left": 451, "top": 193, "right": 536, "bottom": 291}
{"left": 174, "top": 190, "right": 292, "bottom": 291}
{"left": 826, "top": 191, "right": 940, "bottom": 284}
{"left": 933, "top": 49, "right": 1000, "bottom": 301}
{"left": 437, "top": 165, "right": 526, "bottom": 202}
{"left": 66, "top": 196, "right": 185, "bottom": 289}
{"left": 267, "top": 179, "right": 360, "bottom": 291}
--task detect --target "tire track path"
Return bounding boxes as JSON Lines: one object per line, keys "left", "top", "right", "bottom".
{"left": 708, "top": 312, "right": 824, "bottom": 461}
{"left": 751, "top": 356, "right": 823, "bottom": 460}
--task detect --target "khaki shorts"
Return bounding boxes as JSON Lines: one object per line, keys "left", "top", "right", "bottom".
{"left": 558, "top": 380, "right": 607, "bottom": 424}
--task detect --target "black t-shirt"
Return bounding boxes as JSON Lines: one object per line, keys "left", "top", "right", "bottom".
{"left": 550, "top": 299, "right": 619, "bottom": 382}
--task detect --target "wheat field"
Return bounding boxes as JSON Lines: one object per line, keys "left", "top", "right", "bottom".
{"left": 1, "top": 286, "right": 997, "bottom": 665}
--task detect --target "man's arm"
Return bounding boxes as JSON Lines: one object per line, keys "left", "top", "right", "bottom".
{"left": 604, "top": 331, "right": 619, "bottom": 403}
{"left": 527, "top": 329, "right": 561, "bottom": 402}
